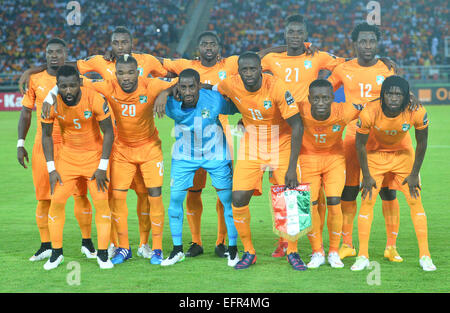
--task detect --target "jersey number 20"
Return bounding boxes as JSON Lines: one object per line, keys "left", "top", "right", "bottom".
{"left": 121, "top": 104, "right": 136, "bottom": 117}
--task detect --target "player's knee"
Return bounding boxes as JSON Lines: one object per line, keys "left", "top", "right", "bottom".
{"left": 148, "top": 187, "right": 162, "bottom": 197}
{"left": 379, "top": 187, "right": 397, "bottom": 201}
{"left": 232, "top": 190, "right": 252, "bottom": 208}
{"left": 341, "top": 186, "right": 359, "bottom": 201}
{"left": 112, "top": 189, "right": 128, "bottom": 200}
{"left": 326, "top": 197, "right": 341, "bottom": 206}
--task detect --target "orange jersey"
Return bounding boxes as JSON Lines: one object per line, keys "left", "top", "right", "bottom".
{"left": 83, "top": 77, "right": 175, "bottom": 147}
{"left": 261, "top": 51, "right": 345, "bottom": 104}
{"left": 328, "top": 59, "right": 395, "bottom": 136}
{"left": 299, "top": 101, "right": 362, "bottom": 155}
{"left": 77, "top": 53, "right": 167, "bottom": 79}
{"left": 217, "top": 73, "right": 299, "bottom": 150}
{"left": 356, "top": 101, "right": 429, "bottom": 152}
{"left": 163, "top": 56, "right": 239, "bottom": 85}
{"left": 22, "top": 71, "right": 62, "bottom": 144}
{"left": 42, "top": 86, "right": 110, "bottom": 151}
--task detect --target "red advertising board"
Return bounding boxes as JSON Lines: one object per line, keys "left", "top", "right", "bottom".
{"left": 0, "top": 92, "right": 24, "bottom": 111}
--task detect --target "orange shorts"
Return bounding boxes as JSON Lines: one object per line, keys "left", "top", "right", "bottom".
{"left": 364, "top": 149, "right": 417, "bottom": 199}
{"left": 110, "top": 139, "right": 164, "bottom": 190}
{"left": 299, "top": 154, "right": 346, "bottom": 202}
{"left": 233, "top": 139, "right": 296, "bottom": 196}
{"left": 52, "top": 147, "right": 107, "bottom": 203}
{"left": 31, "top": 141, "right": 87, "bottom": 200}
{"left": 130, "top": 168, "right": 148, "bottom": 194}
{"left": 343, "top": 134, "right": 394, "bottom": 189}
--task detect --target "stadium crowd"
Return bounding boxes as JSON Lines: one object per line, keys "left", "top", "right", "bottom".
{"left": 0, "top": 0, "right": 191, "bottom": 80}
{"left": 208, "top": 0, "right": 448, "bottom": 67}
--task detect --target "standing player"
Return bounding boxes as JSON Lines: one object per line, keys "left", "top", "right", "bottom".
{"left": 353, "top": 76, "right": 436, "bottom": 272}
{"left": 213, "top": 52, "right": 304, "bottom": 270}
{"left": 41, "top": 65, "right": 114, "bottom": 270}
{"left": 17, "top": 38, "right": 96, "bottom": 262}
{"left": 20, "top": 27, "right": 168, "bottom": 259}
{"left": 327, "top": 23, "right": 400, "bottom": 261}
{"left": 80, "top": 55, "right": 176, "bottom": 265}
{"left": 261, "top": 14, "right": 346, "bottom": 257}
{"left": 153, "top": 69, "right": 240, "bottom": 267}
{"left": 298, "top": 80, "right": 363, "bottom": 269}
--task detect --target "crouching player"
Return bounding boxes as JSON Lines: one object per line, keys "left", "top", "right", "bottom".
{"left": 41, "top": 65, "right": 115, "bottom": 270}
{"left": 353, "top": 76, "right": 436, "bottom": 271}
{"left": 298, "top": 79, "right": 363, "bottom": 269}
{"left": 154, "top": 69, "right": 240, "bottom": 267}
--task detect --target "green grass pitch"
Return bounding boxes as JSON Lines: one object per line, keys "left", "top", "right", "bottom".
{"left": 0, "top": 107, "right": 449, "bottom": 293}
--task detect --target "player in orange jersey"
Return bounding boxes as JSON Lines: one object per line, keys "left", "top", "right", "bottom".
{"left": 352, "top": 76, "right": 436, "bottom": 272}
{"left": 19, "top": 27, "right": 167, "bottom": 259}
{"left": 80, "top": 55, "right": 176, "bottom": 265}
{"left": 41, "top": 65, "right": 115, "bottom": 270}
{"left": 17, "top": 39, "right": 96, "bottom": 262}
{"left": 213, "top": 52, "right": 304, "bottom": 270}
{"left": 298, "top": 79, "right": 363, "bottom": 269}
{"left": 261, "top": 14, "right": 346, "bottom": 257}
{"left": 328, "top": 23, "right": 401, "bottom": 262}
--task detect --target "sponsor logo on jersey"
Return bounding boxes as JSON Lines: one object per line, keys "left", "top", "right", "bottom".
{"left": 139, "top": 95, "right": 147, "bottom": 103}
{"left": 402, "top": 123, "right": 410, "bottom": 132}
{"left": 332, "top": 124, "right": 341, "bottom": 132}
{"left": 304, "top": 60, "right": 312, "bottom": 69}
{"left": 218, "top": 70, "right": 227, "bottom": 80}
{"left": 376, "top": 75, "right": 385, "bottom": 85}
{"left": 264, "top": 100, "right": 272, "bottom": 110}
{"left": 84, "top": 110, "right": 92, "bottom": 119}
{"left": 352, "top": 103, "right": 364, "bottom": 111}
{"left": 201, "top": 109, "right": 210, "bottom": 118}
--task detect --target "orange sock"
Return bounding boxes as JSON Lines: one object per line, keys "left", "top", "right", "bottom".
{"left": 93, "top": 200, "right": 111, "bottom": 250}
{"left": 108, "top": 199, "right": 119, "bottom": 247}
{"left": 48, "top": 202, "right": 66, "bottom": 249}
{"left": 307, "top": 204, "right": 323, "bottom": 253}
{"left": 136, "top": 192, "right": 151, "bottom": 246}
{"left": 148, "top": 195, "right": 164, "bottom": 251}
{"left": 382, "top": 199, "right": 400, "bottom": 247}
{"left": 186, "top": 191, "right": 203, "bottom": 246}
{"left": 36, "top": 200, "right": 51, "bottom": 243}
{"left": 232, "top": 204, "right": 255, "bottom": 254}
{"left": 287, "top": 240, "right": 298, "bottom": 254}
{"left": 318, "top": 188, "right": 327, "bottom": 234}
{"left": 327, "top": 204, "right": 343, "bottom": 253}
{"left": 357, "top": 198, "right": 375, "bottom": 258}
{"left": 73, "top": 195, "right": 92, "bottom": 239}
{"left": 341, "top": 200, "right": 357, "bottom": 247}
{"left": 216, "top": 198, "right": 228, "bottom": 246}
{"left": 111, "top": 191, "right": 129, "bottom": 249}
{"left": 406, "top": 195, "right": 430, "bottom": 257}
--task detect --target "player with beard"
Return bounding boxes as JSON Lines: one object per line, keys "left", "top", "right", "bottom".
{"left": 18, "top": 38, "right": 96, "bottom": 262}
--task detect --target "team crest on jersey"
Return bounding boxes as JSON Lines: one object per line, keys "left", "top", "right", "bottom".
{"left": 304, "top": 60, "right": 312, "bottom": 69}
{"left": 332, "top": 124, "right": 341, "bottom": 132}
{"left": 264, "top": 100, "right": 272, "bottom": 110}
{"left": 84, "top": 110, "right": 92, "bottom": 119}
{"left": 137, "top": 67, "right": 144, "bottom": 76}
{"left": 218, "top": 70, "right": 227, "bottom": 80}
{"left": 376, "top": 75, "right": 385, "bottom": 85}
{"left": 402, "top": 123, "right": 410, "bottom": 132}
{"left": 201, "top": 109, "right": 210, "bottom": 118}
{"left": 139, "top": 95, "right": 147, "bottom": 103}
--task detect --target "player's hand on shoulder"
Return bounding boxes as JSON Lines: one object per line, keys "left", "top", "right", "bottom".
{"left": 49, "top": 170, "right": 63, "bottom": 195}
{"left": 103, "top": 50, "right": 114, "bottom": 61}
{"left": 360, "top": 175, "right": 377, "bottom": 200}
{"left": 90, "top": 169, "right": 109, "bottom": 192}
{"left": 379, "top": 57, "right": 399, "bottom": 73}
{"left": 18, "top": 69, "right": 33, "bottom": 95}
{"left": 402, "top": 174, "right": 421, "bottom": 199}
{"left": 42, "top": 96, "right": 55, "bottom": 119}
{"left": 17, "top": 147, "right": 29, "bottom": 169}
{"left": 305, "top": 44, "right": 319, "bottom": 56}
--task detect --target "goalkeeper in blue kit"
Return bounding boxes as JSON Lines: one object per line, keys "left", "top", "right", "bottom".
{"left": 153, "top": 69, "right": 240, "bottom": 267}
